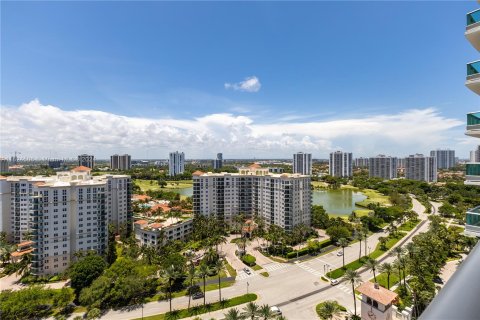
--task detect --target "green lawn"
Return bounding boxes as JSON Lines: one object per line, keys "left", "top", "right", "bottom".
{"left": 135, "top": 294, "right": 258, "bottom": 320}
{"left": 225, "top": 262, "right": 237, "bottom": 277}
{"left": 371, "top": 272, "right": 401, "bottom": 290}
{"left": 316, "top": 301, "right": 347, "bottom": 318}
{"left": 252, "top": 265, "right": 262, "bottom": 271}
{"left": 135, "top": 179, "right": 193, "bottom": 192}
{"left": 398, "top": 220, "right": 420, "bottom": 232}
{"left": 356, "top": 189, "right": 391, "bottom": 208}
{"left": 353, "top": 209, "right": 373, "bottom": 217}
{"left": 260, "top": 272, "right": 269, "bottom": 277}
{"left": 312, "top": 181, "right": 329, "bottom": 188}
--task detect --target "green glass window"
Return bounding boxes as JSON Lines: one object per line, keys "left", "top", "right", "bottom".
{"left": 467, "top": 113, "right": 480, "bottom": 126}
{"left": 466, "top": 164, "right": 480, "bottom": 176}
{"left": 467, "top": 61, "right": 480, "bottom": 76}
{"left": 467, "top": 9, "right": 480, "bottom": 26}
{"left": 466, "top": 212, "right": 480, "bottom": 227}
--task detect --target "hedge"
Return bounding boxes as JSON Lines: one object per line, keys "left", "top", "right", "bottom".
{"left": 242, "top": 254, "right": 256, "bottom": 266}
{"left": 286, "top": 239, "right": 333, "bottom": 259}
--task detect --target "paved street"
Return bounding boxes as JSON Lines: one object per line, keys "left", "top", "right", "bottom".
{"left": 99, "top": 198, "right": 431, "bottom": 320}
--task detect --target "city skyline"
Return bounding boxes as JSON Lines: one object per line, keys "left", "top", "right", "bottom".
{"left": 1, "top": 1, "right": 479, "bottom": 158}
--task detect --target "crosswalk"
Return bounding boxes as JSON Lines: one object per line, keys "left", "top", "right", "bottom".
{"left": 336, "top": 283, "right": 353, "bottom": 295}
{"left": 263, "top": 263, "right": 291, "bottom": 272}
{"left": 296, "top": 263, "right": 323, "bottom": 277}
{"left": 236, "top": 270, "right": 257, "bottom": 281}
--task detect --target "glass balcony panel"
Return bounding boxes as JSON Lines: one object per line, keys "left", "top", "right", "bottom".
{"left": 467, "top": 112, "right": 480, "bottom": 126}
{"left": 466, "top": 163, "right": 480, "bottom": 176}
{"left": 467, "top": 9, "right": 480, "bottom": 27}
{"left": 467, "top": 61, "right": 480, "bottom": 77}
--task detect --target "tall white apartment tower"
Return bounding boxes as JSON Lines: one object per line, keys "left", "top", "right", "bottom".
{"left": 430, "top": 149, "right": 455, "bottom": 169}
{"left": 405, "top": 154, "right": 437, "bottom": 182}
{"left": 78, "top": 154, "right": 95, "bottom": 169}
{"left": 111, "top": 154, "right": 132, "bottom": 170}
{"left": 293, "top": 152, "right": 312, "bottom": 175}
{"left": 169, "top": 151, "right": 185, "bottom": 176}
{"left": 368, "top": 155, "right": 398, "bottom": 180}
{"left": 329, "top": 151, "right": 353, "bottom": 177}
{"left": 0, "top": 158, "right": 8, "bottom": 173}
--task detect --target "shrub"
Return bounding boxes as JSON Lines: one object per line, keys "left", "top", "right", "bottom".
{"left": 241, "top": 254, "right": 256, "bottom": 266}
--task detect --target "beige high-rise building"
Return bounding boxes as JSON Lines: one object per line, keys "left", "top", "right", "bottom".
{"left": 110, "top": 154, "right": 132, "bottom": 170}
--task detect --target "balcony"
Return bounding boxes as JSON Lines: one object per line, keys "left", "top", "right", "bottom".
{"left": 466, "top": 111, "right": 480, "bottom": 138}
{"left": 466, "top": 61, "right": 480, "bottom": 95}
{"left": 465, "top": 163, "right": 480, "bottom": 186}
{"left": 465, "top": 206, "right": 480, "bottom": 236}
{"left": 466, "top": 9, "right": 480, "bottom": 51}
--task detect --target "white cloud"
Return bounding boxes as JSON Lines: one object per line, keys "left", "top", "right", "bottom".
{"left": 0, "top": 100, "right": 466, "bottom": 159}
{"left": 225, "top": 76, "right": 261, "bottom": 92}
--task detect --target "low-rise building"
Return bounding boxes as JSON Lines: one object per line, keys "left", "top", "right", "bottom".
{"left": 134, "top": 217, "right": 193, "bottom": 246}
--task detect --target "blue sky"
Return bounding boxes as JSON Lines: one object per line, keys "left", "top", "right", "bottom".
{"left": 1, "top": 1, "right": 479, "bottom": 159}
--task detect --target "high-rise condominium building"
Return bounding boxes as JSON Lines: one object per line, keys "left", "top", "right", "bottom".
{"left": 111, "top": 154, "right": 132, "bottom": 170}
{"left": 169, "top": 151, "right": 185, "bottom": 176}
{"left": 354, "top": 157, "right": 369, "bottom": 168}
{"left": 430, "top": 149, "right": 456, "bottom": 169}
{"left": 329, "top": 151, "right": 353, "bottom": 177}
{"left": 464, "top": 7, "right": 480, "bottom": 236}
{"left": 0, "top": 158, "right": 8, "bottom": 173}
{"left": 368, "top": 155, "right": 398, "bottom": 180}
{"left": 470, "top": 145, "right": 480, "bottom": 162}
{"left": 397, "top": 158, "right": 406, "bottom": 169}
{"left": 213, "top": 153, "right": 223, "bottom": 170}
{"left": 293, "top": 152, "right": 312, "bottom": 175}
{"left": 0, "top": 167, "right": 132, "bottom": 275}
{"left": 193, "top": 164, "right": 311, "bottom": 232}
{"left": 78, "top": 154, "right": 95, "bottom": 169}
{"left": 405, "top": 154, "right": 437, "bottom": 183}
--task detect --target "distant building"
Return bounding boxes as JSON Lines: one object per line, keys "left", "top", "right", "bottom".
{"left": 397, "top": 158, "right": 406, "bottom": 169}
{"left": 111, "top": 154, "right": 132, "bottom": 170}
{"left": 470, "top": 145, "right": 480, "bottom": 162}
{"left": 293, "top": 152, "right": 312, "bottom": 175}
{"left": 0, "top": 158, "right": 8, "bottom": 173}
{"left": 213, "top": 153, "right": 223, "bottom": 170}
{"left": 48, "top": 159, "right": 64, "bottom": 169}
{"left": 193, "top": 165, "right": 311, "bottom": 232}
{"left": 354, "top": 157, "right": 369, "bottom": 168}
{"left": 134, "top": 218, "right": 193, "bottom": 246}
{"left": 430, "top": 149, "right": 456, "bottom": 169}
{"left": 405, "top": 154, "right": 437, "bottom": 182}
{"left": 368, "top": 155, "right": 398, "bottom": 180}
{"left": 329, "top": 151, "right": 353, "bottom": 177}
{"left": 78, "top": 154, "right": 95, "bottom": 169}
{"left": 268, "top": 167, "right": 285, "bottom": 173}
{"left": 169, "top": 151, "right": 185, "bottom": 176}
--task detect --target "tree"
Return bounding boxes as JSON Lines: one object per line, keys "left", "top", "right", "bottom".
{"left": 69, "top": 253, "right": 107, "bottom": 297}
{"left": 317, "top": 300, "right": 342, "bottom": 320}
{"left": 197, "top": 263, "right": 209, "bottom": 307}
{"left": 355, "top": 231, "right": 363, "bottom": 260}
{"left": 337, "top": 238, "right": 348, "bottom": 268}
{"left": 258, "top": 304, "right": 274, "bottom": 320}
{"left": 379, "top": 262, "right": 393, "bottom": 289}
{"left": 325, "top": 225, "right": 350, "bottom": 243}
{"left": 342, "top": 269, "right": 362, "bottom": 316}
{"left": 224, "top": 308, "right": 244, "bottom": 320}
{"left": 365, "top": 258, "right": 379, "bottom": 282}
{"left": 311, "top": 205, "right": 330, "bottom": 229}
{"left": 162, "top": 264, "right": 181, "bottom": 313}
{"left": 86, "top": 307, "right": 101, "bottom": 320}
{"left": 213, "top": 258, "right": 224, "bottom": 301}
{"left": 242, "top": 301, "right": 259, "bottom": 320}
{"left": 186, "top": 263, "right": 196, "bottom": 311}
{"left": 378, "top": 237, "right": 388, "bottom": 251}
{"left": 106, "top": 224, "right": 117, "bottom": 265}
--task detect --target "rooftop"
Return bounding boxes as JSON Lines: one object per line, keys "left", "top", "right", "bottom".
{"left": 356, "top": 282, "right": 398, "bottom": 306}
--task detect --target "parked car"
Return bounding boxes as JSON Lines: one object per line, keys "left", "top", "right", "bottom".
{"left": 192, "top": 292, "right": 204, "bottom": 300}
{"left": 244, "top": 268, "right": 251, "bottom": 275}
{"left": 270, "top": 306, "right": 282, "bottom": 315}
{"left": 433, "top": 276, "right": 444, "bottom": 284}
{"left": 336, "top": 251, "right": 343, "bottom": 256}
{"left": 330, "top": 279, "right": 339, "bottom": 286}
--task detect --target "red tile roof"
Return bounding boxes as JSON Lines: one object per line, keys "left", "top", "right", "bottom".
{"left": 72, "top": 166, "right": 92, "bottom": 172}
{"left": 192, "top": 170, "right": 204, "bottom": 176}
{"left": 149, "top": 223, "right": 163, "bottom": 229}
{"left": 18, "top": 240, "right": 34, "bottom": 247}
{"left": 11, "top": 248, "right": 34, "bottom": 257}
{"left": 134, "top": 219, "right": 148, "bottom": 225}
{"left": 133, "top": 194, "right": 151, "bottom": 201}
{"left": 356, "top": 282, "right": 398, "bottom": 306}
{"left": 249, "top": 163, "right": 261, "bottom": 169}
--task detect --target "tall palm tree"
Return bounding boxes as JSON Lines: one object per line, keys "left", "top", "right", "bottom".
{"left": 317, "top": 301, "right": 341, "bottom": 320}
{"left": 355, "top": 231, "right": 363, "bottom": 260}
{"left": 17, "top": 252, "right": 32, "bottom": 277}
{"left": 392, "top": 259, "right": 403, "bottom": 288}
{"left": 363, "top": 231, "right": 368, "bottom": 257}
{"left": 242, "top": 301, "right": 259, "bottom": 320}
{"left": 365, "top": 258, "right": 379, "bottom": 282}
{"left": 213, "top": 258, "right": 224, "bottom": 301}
{"left": 224, "top": 308, "right": 244, "bottom": 320}
{"left": 337, "top": 238, "right": 349, "bottom": 268}
{"left": 187, "top": 263, "right": 196, "bottom": 311}
{"left": 392, "top": 246, "right": 405, "bottom": 259}
{"left": 379, "top": 262, "right": 394, "bottom": 289}
{"left": 197, "top": 263, "right": 210, "bottom": 307}
{"left": 342, "top": 269, "right": 362, "bottom": 316}
{"left": 258, "top": 304, "right": 273, "bottom": 320}
{"left": 162, "top": 264, "right": 180, "bottom": 313}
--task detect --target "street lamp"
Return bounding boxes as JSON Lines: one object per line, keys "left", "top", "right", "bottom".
{"left": 247, "top": 281, "right": 249, "bottom": 294}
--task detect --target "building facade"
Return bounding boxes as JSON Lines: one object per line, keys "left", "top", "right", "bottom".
{"left": 169, "top": 151, "right": 185, "bottom": 176}
{"left": 78, "top": 154, "right": 95, "bottom": 169}
{"left": 293, "top": 152, "right": 312, "bottom": 175}
{"left": 0, "top": 167, "right": 132, "bottom": 275}
{"left": 354, "top": 157, "right": 369, "bottom": 168}
{"left": 213, "top": 153, "right": 223, "bottom": 170}
{"left": 405, "top": 154, "right": 437, "bottom": 183}
{"left": 368, "top": 155, "right": 398, "bottom": 180}
{"left": 134, "top": 218, "right": 193, "bottom": 246}
{"left": 0, "top": 158, "right": 8, "bottom": 173}
{"left": 192, "top": 165, "right": 311, "bottom": 232}
{"left": 430, "top": 149, "right": 456, "bottom": 169}
{"left": 110, "top": 154, "right": 132, "bottom": 170}
{"left": 329, "top": 151, "right": 353, "bottom": 177}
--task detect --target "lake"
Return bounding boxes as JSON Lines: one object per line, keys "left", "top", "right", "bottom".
{"left": 312, "top": 189, "right": 367, "bottom": 216}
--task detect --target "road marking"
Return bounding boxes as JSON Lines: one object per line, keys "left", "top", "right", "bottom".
{"left": 263, "top": 263, "right": 291, "bottom": 272}
{"left": 296, "top": 263, "right": 323, "bottom": 277}
{"left": 236, "top": 271, "right": 257, "bottom": 281}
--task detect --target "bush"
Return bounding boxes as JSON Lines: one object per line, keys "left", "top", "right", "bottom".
{"left": 241, "top": 254, "right": 256, "bottom": 266}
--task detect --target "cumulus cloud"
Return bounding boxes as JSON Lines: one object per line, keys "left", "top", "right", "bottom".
{"left": 225, "top": 76, "right": 261, "bottom": 92}
{"left": 0, "top": 100, "right": 464, "bottom": 159}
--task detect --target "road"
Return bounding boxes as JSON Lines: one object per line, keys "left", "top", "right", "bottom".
{"left": 100, "top": 198, "right": 431, "bottom": 320}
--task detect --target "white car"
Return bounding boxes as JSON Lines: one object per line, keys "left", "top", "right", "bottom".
{"left": 330, "top": 279, "right": 339, "bottom": 286}
{"left": 270, "top": 306, "right": 282, "bottom": 315}
{"left": 336, "top": 251, "right": 343, "bottom": 256}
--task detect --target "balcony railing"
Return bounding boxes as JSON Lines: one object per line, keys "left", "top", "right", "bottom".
{"left": 467, "top": 112, "right": 480, "bottom": 125}
{"left": 467, "top": 9, "right": 480, "bottom": 29}
{"left": 420, "top": 241, "right": 480, "bottom": 320}
{"left": 466, "top": 163, "right": 480, "bottom": 176}
{"left": 467, "top": 61, "right": 480, "bottom": 79}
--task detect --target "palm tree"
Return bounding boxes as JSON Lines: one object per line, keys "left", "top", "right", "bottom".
{"left": 355, "top": 231, "right": 363, "bottom": 260}
{"left": 242, "top": 301, "right": 259, "bottom": 320}
{"left": 392, "top": 259, "right": 403, "bottom": 288}
{"left": 17, "top": 252, "right": 32, "bottom": 277}
{"left": 378, "top": 237, "right": 388, "bottom": 251}
{"left": 363, "top": 231, "right": 368, "bottom": 257}
{"left": 162, "top": 264, "right": 180, "bottom": 313}
{"left": 342, "top": 269, "right": 362, "bottom": 316}
{"left": 379, "top": 262, "right": 394, "bottom": 289}
{"left": 258, "top": 304, "right": 273, "bottom": 320}
{"left": 197, "top": 263, "right": 210, "bottom": 307}
{"left": 317, "top": 301, "right": 341, "bottom": 320}
{"left": 224, "top": 308, "right": 244, "bottom": 320}
{"left": 186, "top": 263, "right": 196, "bottom": 311}
{"left": 392, "top": 246, "right": 405, "bottom": 259}
{"left": 337, "top": 238, "right": 348, "bottom": 268}
{"left": 213, "top": 258, "right": 224, "bottom": 301}
{"left": 365, "top": 258, "right": 379, "bottom": 282}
